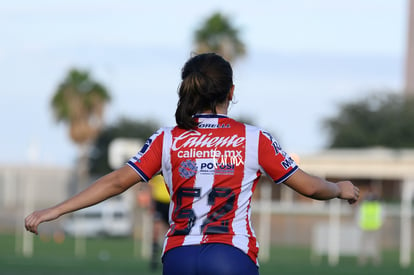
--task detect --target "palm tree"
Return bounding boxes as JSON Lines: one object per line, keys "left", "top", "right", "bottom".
{"left": 51, "top": 69, "right": 111, "bottom": 191}
{"left": 194, "top": 12, "right": 246, "bottom": 63}
{"left": 51, "top": 68, "right": 110, "bottom": 256}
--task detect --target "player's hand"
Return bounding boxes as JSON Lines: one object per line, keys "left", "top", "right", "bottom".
{"left": 24, "top": 208, "right": 59, "bottom": 235}
{"left": 337, "top": 181, "right": 359, "bottom": 204}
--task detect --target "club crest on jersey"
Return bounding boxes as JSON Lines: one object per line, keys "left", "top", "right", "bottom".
{"left": 179, "top": 160, "right": 198, "bottom": 179}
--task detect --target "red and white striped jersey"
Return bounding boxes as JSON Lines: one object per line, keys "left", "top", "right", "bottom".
{"left": 127, "top": 114, "right": 298, "bottom": 265}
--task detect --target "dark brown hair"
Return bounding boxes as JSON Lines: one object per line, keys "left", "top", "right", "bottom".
{"left": 175, "top": 53, "right": 233, "bottom": 129}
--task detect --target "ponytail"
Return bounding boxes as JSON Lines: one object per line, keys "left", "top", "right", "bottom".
{"left": 175, "top": 53, "right": 233, "bottom": 129}
{"left": 175, "top": 72, "right": 205, "bottom": 129}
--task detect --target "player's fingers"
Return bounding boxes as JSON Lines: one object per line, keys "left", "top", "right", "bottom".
{"left": 348, "top": 186, "right": 360, "bottom": 204}
{"left": 354, "top": 186, "right": 360, "bottom": 200}
{"left": 25, "top": 214, "right": 39, "bottom": 235}
{"left": 24, "top": 215, "right": 32, "bottom": 231}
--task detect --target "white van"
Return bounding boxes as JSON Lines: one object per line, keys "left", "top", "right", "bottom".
{"left": 62, "top": 198, "right": 133, "bottom": 237}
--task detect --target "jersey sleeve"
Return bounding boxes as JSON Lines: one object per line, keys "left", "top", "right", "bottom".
{"left": 127, "top": 129, "right": 164, "bottom": 182}
{"left": 258, "top": 130, "right": 298, "bottom": 184}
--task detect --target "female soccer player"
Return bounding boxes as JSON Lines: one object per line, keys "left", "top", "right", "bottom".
{"left": 25, "top": 53, "right": 359, "bottom": 275}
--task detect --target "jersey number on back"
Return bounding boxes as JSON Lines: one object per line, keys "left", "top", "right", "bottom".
{"left": 170, "top": 187, "right": 235, "bottom": 236}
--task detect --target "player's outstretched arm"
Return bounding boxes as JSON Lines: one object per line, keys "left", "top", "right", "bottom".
{"left": 24, "top": 165, "right": 141, "bottom": 234}
{"left": 283, "top": 169, "right": 359, "bottom": 204}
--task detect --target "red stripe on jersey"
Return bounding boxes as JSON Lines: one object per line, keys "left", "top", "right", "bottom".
{"left": 127, "top": 130, "right": 164, "bottom": 181}
{"left": 164, "top": 127, "right": 199, "bottom": 249}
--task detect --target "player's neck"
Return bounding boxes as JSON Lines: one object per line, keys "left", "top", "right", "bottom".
{"left": 202, "top": 102, "right": 229, "bottom": 115}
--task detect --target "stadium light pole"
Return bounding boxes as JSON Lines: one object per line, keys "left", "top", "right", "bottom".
{"left": 404, "top": 0, "right": 414, "bottom": 97}
{"left": 400, "top": 0, "right": 414, "bottom": 267}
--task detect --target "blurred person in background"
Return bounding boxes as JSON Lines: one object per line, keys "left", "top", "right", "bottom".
{"left": 148, "top": 174, "right": 170, "bottom": 271}
{"left": 25, "top": 53, "right": 360, "bottom": 275}
{"left": 357, "top": 187, "right": 384, "bottom": 266}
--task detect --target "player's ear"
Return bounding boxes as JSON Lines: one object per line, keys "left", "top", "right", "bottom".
{"left": 228, "top": 85, "right": 235, "bottom": 101}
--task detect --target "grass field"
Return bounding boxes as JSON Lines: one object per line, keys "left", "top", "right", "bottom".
{"left": 1, "top": 233, "right": 413, "bottom": 275}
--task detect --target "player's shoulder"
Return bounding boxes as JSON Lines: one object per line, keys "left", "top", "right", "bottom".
{"left": 224, "top": 117, "right": 274, "bottom": 137}
{"left": 224, "top": 117, "right": 254, "bottom": 129}
{"left": 154, "top": 126, "right": 175, "bottom": 135}
{"left": 238, "top": 121, "right": 267, "bottom": 135}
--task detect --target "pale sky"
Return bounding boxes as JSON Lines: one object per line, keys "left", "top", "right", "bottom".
{"left": 0, "top": 0, "right": 408, "bottom": 167}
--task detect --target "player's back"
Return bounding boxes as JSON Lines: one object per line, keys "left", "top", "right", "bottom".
{"left": 163, "top": 114, "right": 260, "bottom": 263}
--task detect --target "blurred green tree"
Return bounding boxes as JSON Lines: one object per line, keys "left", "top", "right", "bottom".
{"left": 193, "top": 12, "right": 246, "bottom": 62}
{"left": 88, "top": 118, "right": 159, "bottom": 176}
{"left": 323, "top": 92, "right": 414, "bottom": 148}
{"left": 51, "top": 69, "right": 111, "bottom": 189}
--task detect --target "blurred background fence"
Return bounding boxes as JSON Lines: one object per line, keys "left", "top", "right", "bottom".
{"left": 1, "top": 147, "right": 414, "bottom": 267}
